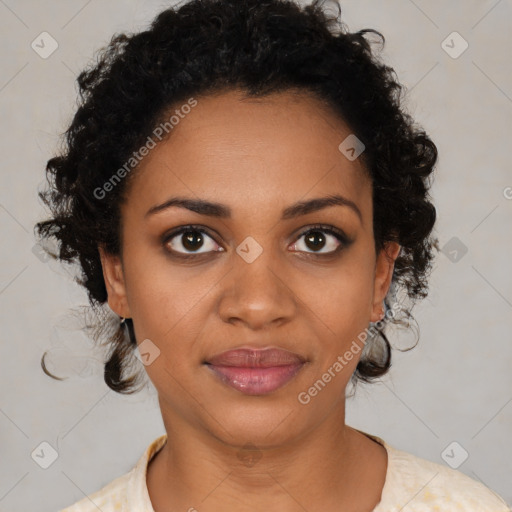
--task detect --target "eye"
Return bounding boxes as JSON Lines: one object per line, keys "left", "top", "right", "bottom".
{"left": 162, "top": 225, "right": 224, "bottom": 256}
{"left": 289, "top": 224, "right": 350, "bottom": 255}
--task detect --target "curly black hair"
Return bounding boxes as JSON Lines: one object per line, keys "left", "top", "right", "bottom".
{"left": 35, "top": 0, "right": 439, "bottom": 394}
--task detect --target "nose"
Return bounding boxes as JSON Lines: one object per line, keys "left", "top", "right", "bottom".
{"left": 217, "top": 246, "right": 297, "bottom": 330}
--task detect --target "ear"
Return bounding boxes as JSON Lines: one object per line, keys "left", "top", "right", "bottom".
{"left": 370, "top": 241, "right": 401, "bottom": 323}
{"left": 98, "top": 245, "right": 131, "bottom": 319}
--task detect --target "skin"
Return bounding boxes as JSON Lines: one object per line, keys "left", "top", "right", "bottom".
{"left": 99, "top": 89, "right": 401, "bottom": 512}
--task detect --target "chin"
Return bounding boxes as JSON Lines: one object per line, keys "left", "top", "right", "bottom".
{"left": 202, "top": 394, "right": 308, "bottom": 449}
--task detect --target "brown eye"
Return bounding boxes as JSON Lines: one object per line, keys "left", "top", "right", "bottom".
{"left": 163, "top": 226, "right": 223, "bottom": 256}
{"left": 289, "top": 225, "right": 350, "bottom": 255}
{"left": 304, "top": 231, "right": 327, "bottom": 251}
{"left": 181, "top": 230, "right": 204, "bottom": 251}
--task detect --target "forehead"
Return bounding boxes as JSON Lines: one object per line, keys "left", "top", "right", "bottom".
{"left": 124, "top": 89, "right": 372, "bottom": 221}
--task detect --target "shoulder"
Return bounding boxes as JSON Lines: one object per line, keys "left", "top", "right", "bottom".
{"left": 58, "top": 470, "right": 131, "bottom": 512}
{"left": 376, "top": 439, "right": 510, "bottom": 511}
{"left": 57, "top": 433, "right": 168, "bottom": 512}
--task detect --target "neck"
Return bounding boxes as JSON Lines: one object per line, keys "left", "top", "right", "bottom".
{"left": 147, "top": 398, "right": 387, "bottom": 512}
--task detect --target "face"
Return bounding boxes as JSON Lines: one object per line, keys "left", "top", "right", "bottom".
{"left": 100, "top": 89, "right": 400, "bottom": 448}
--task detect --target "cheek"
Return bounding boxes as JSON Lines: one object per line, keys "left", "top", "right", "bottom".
{"left": 121, "top": 256, "right": 215, "bottom": 396}
{"left": 304, "top": 254, "right": 374, "bottom": 332}
{"left": 121, "top": 255, "right": 251, "bottom": 389}
{"left": 296, "top": 258, "right": 376, "bottom": 389}
{"left": 121, "top": 245, "right": 215, "bottom": 345}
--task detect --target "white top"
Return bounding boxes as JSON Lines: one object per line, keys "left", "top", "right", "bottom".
{"left": 59, "top": 431, "right": 510, "bottom": 511}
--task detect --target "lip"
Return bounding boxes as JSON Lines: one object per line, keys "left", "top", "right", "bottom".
{"left": 204, "top": 348, "right": 306, "bottom": 395}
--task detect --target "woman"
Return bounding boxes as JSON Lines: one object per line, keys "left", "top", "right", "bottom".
{"left": 36, "top": 0, "right": 509, "bottom": 510}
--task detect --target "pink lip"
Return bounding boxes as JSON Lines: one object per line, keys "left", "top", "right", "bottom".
{"left": 204, "top": 348, "right": 306, "bottom": 395}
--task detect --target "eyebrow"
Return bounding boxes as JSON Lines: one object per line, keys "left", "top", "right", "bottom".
{"left": 145, "top": 194, "right": 362, "bottom": 223}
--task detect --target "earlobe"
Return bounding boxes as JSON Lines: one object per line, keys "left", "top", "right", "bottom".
{"left": 98, "top": 245, "right": 131, "bottom": 318}
{"left": 371, "top": 241, "right": 401, "bottom": 322}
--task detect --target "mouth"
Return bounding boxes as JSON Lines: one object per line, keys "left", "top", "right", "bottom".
{"left": 203, "top": 347, "right": 307, "bottom": 395}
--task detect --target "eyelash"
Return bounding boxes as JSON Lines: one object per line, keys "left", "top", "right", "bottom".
{"left": 161, "top": 223, "right": 352, "bottom": 259}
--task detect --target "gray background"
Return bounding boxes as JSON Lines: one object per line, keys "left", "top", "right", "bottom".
{"left": 0, "top": 0, "right": 511, "bottom": 510}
